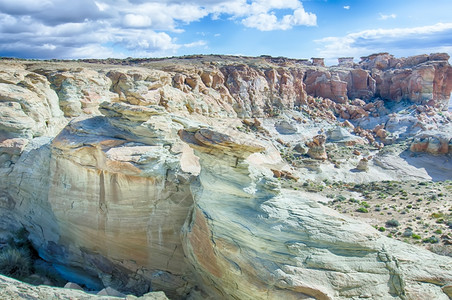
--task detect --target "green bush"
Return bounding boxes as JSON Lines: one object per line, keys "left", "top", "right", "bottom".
{"left": 335, "top": 195, "right": 346, "bottom": 202}
{"left": 356, "top": 207, "right": 369, "bottom": 213}
{"left": 385, "top": 219, "right": 400, "bottom": 227}
{"left": 422, "top": 236, "right": 439, "bottom": 244}
{"left": 361, "top": 201, "right": 370, "bottom": 208}
{"left": 411, "top": 233, "right": 421, "bottom": 240}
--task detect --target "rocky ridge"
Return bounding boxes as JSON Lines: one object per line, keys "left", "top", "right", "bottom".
{"left": 0, "top": 53, "right": 451, "bottom": 299}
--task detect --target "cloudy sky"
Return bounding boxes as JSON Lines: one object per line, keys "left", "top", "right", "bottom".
{"left": 1, "top": 0, "right": 452, "bottom": 64}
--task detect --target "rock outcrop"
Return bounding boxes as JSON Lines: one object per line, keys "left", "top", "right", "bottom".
{"left": 0, "top": 54, "right": 451, "bottom": 299}
{"left": 306, "top": 134, "right": 328, "bottom": 160}
{"left": 180, "top": 127, "right": 452, "bottom": 300}
{"left": 410, "top": 130, "right": 452, "bottom": 155}
{"left": 360, "top": 52, "right": 452, "bottom": 109}
{"left": 2, "top": 103, "right": 197, "bottom": 297}
{"left": 0, "top": 274, "right": 168, "bottom": 299}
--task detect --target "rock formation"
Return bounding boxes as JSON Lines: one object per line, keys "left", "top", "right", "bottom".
{"left": 306, "top": 134, "right": 328, "bottom": 160}
{"left": 0, "top": 53, "right": 451, "bottom": 299}
{"left": 0, "top": 274, "right": 168, "bottom": 299}
{"left": 410, "top": 130, "right": 452, "bottom": 155}
{"left": 180, "top": 127, "right": 452, "bottom": 299}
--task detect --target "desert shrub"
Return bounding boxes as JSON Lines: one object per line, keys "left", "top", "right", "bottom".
{"left": 431, "top": 212, "right": 443, "bottom": 219}
{"left": 402, "top": 229, "right": 413, "bottom": 237}
{"left": 356, "top": 207, "right": 368, "bottom": 213}
{"left": 411, "top": 233, "right": 421, "bottom": 240}
{"left": 360, "top": 201, "right": 370, "bottom": 208}
{"left": 349, "top": 198, "right": 359, "bottom": 204}
{"left": 385, "top": 219, "right": 400, "bottom": 227}
{"left": 422, "top": 236, "right": 439, "bottom": 244}
{"left": 0, "top": 247, "right": 31, "bottom": 279}
{"left": 335, "top": 195, "right": 346, "bottom": 202}
{"left": 378, "top": 227, "right": 386, "bottom": 232}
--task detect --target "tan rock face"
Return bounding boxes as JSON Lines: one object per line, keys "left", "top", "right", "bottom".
{"left": 362, "top": 53, "right": 452, "bottom": 109}
{"left": 32, "top": 67, "right": 115, "bottom": 116}
{"left": 0, "top": 99, "right": 196, "bottom": 297}
{"left": 181, "top": 128, "right": 452, "bottom": 300}
{"left": 305, "top": 69, "right": 348, "bottom": 103}
{"left": 0, "top": 65, "right": 66, "bottom": 139}
{"left": 43, "top": 110, "right": 195, "bottom": 297}
{"left": 410, "top": 131, "right": 452, "bottom": 155}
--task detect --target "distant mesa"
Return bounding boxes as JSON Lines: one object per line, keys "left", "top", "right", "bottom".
{"left": 311, "top": 57, "right": 325, "bottom": 66}
{"left": 338, "top": 57, "right": 354, "bottom": 66}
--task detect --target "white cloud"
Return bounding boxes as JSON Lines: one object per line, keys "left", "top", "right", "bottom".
{"left": 242, "top": 13, "right": 279, "bottom": 31}
{"left": 0, "top": 0, "right": 317, "bottom": 59}
{"left": 344, "top": 6, "right": 350, "bottom": 10}
{"left": 241, "top": 3, "right": 316, "bottom": 30}
{"left": 123, "top": 14, "right": 152, "bottom": 28}
{"left": 379, "top": 13, "right": 396, "bottom": 20}
{"left": 291, "top": 7, "right": 317, "bottom": 26}
{"left": 94, "top": 1, "right": 108, "bottom": 12}
{"left": 315, "top": 22, "right": 452, "bottom": 64}
{"left": 183, "top": 40, "right": 207, "bottom": 48}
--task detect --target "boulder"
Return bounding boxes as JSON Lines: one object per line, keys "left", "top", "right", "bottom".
{"left": 356, "top": 157, "right": 369, "bottom": 171}
{"left": 275, "top": 120, "right": 298, "bottom": 134}
{"left": 97, "top": 287, "right": 126, "bottom": 297}
{"left": 64, "top": 282, "right": 83, "bottom": 291}
{"left": 306, "top": 134, "right": 327, "bottom": 160}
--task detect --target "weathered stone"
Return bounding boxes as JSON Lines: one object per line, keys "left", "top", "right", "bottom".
{"left": 0, "top": 55, "right": 451, "bottom": 300}
{"left": 97, "top": 287, "right": 126, "bottom": 297}
{"left": 356, "top": 157, "right": 369, "bottom": 171}
{"left": 180, "top": 128, "right": 452, "bottom": 300}
{"left": 306, "top": 134, "right": 327, "bottom": 160}
{"left": 64, "top": 282, "right": 84, "bottom": 291}
{"left": 0, "top": 274, "right": 169, "bottom": 299}
{"left": 410, "top": 131, "right": 451, "bottom": 155}
{"left": 275, "top": 120, "right": 298, "bottom": 134}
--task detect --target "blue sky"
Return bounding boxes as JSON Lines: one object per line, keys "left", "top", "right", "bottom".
{"left": 1, "top": 0, "right": 452, "bottom": 64}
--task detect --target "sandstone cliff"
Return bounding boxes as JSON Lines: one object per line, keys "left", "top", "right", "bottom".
{"left": 0, "top": 54, "right": 451, "bottom": 299}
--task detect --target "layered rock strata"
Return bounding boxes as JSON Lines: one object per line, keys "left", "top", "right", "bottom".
{"left": 180, "top": 127, "right": 452, "bottom": 299}
{"left": 0, "top": 53, "right": 451, "bottom": 299}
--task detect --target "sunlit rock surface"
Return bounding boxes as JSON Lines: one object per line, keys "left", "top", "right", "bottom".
{"left": 181, "top": 128, "right": 452, "bottom": 300}
{"left": 0, "top": 54, "right": 451, "bottom": 299}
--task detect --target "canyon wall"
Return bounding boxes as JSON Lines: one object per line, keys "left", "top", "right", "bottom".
{"left": 0, "top": 54, "right": 451, "bottom": 299}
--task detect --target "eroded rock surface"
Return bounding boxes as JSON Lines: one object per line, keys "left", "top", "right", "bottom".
{"left": 0, "top": 274, "right": 168, "bottom": 300}
{"left": 0, "top": 54, "right": 451, "bottom": 299}
{"left": 181, "top": 127, "right": 452, "bottom": 300}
